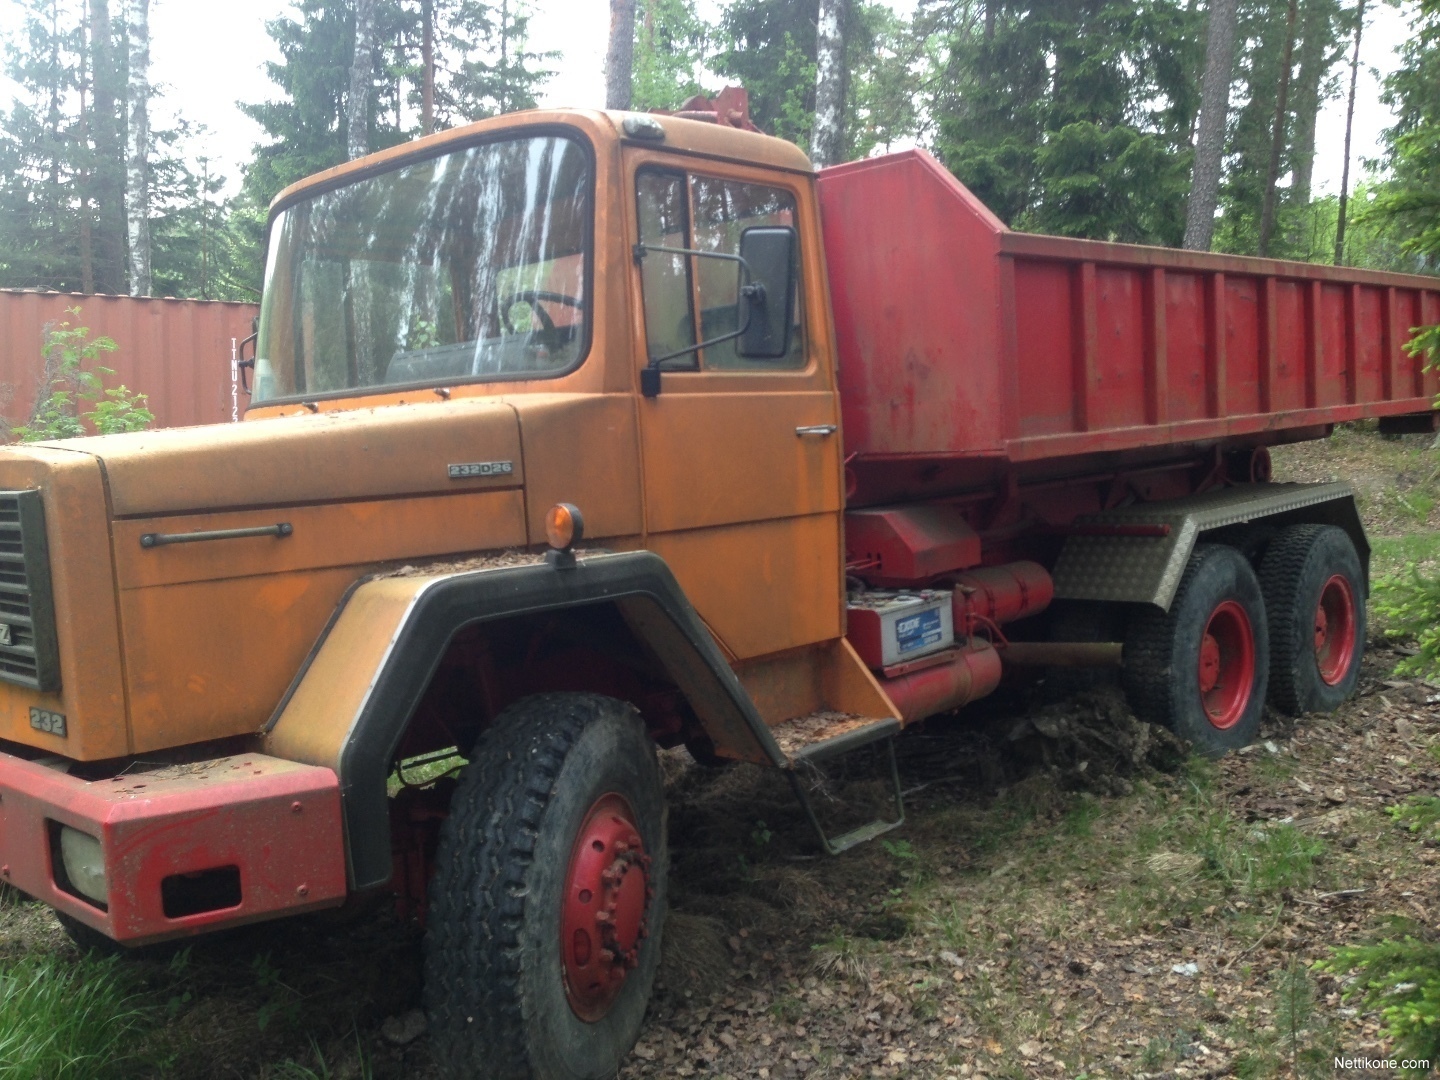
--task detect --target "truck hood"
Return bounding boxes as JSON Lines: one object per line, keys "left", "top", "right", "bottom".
{"left": 47, "top": 398, "right": 524, "bottom": 518}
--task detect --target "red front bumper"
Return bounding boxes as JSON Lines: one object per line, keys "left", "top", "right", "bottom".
{"left": 0, "top": 749, "right": 347, "bottom": 945}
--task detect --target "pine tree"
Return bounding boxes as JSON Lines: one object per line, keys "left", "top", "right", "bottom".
{"left": 606, "top": 0, "right": 636, "bottom": 109}
{"left": 931, "top": 0, "right": 1202, "bottom": 242}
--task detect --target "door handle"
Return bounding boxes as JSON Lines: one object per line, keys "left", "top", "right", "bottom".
{"left": 795, "top": 424, "right": 837, "bottom": 437}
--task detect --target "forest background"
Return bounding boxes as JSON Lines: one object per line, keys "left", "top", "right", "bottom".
{"left": 0, "top": 0, "right": 1435, "bottom": 306}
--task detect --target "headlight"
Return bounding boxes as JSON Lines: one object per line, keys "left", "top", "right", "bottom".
{"left": 59, "top": 826, "right": 107, "bottom": 905}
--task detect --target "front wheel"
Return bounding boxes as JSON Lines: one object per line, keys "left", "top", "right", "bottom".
{"left": 1123, "top": 545, "right": 1270, "bottom": 757}
{"left": 425, "top": 693, "right": 667, "bottom": 1080}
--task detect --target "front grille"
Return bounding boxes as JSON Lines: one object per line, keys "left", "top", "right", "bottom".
{"left": 0, "top": 491, "right": 60, "bottom": 691}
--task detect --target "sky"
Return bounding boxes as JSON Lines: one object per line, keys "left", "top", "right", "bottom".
{"left": 0, "top": 0, "right": 1418, "bottom": 201}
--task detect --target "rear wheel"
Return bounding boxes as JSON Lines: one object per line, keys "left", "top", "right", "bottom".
{"left": 1259, "top": 524, "right": 1365, "bottom": 715}
{"left": 1123, "top": 545, "right": 1270, "bottom": 757}
{"left": 425, "top": 693, "right": 667, "bottom": 1080}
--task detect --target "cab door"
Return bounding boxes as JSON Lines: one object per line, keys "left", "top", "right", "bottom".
{"left": 630, "top": 162, "right": 844, "bottom": 662}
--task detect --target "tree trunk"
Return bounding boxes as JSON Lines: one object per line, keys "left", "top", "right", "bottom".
{"left": 1257, "top": 0, "right": 1300, "bottom": 257}
{"left": 1289, "top": 0, "right": 1337, "bottom": 205}
{"left": 348, "top": 0, "right": 379, "bottom": 160}
{"left": 89, "top": 0, "right": 124, "bottom": 293}
{"left": 1183, "top": 0, "right": 1240, "bottom": 250}
{"left": 606, "top": 0, "right": 636, "bottom": 110}
{"left": 421, "top": 0, "right": 435, "bottom": 135}
{"left": 1334, "top": 0, "right": 1364, "bottom": 264}
{"left": 78, "top": 3, "right": 94, "bottom": 295}
{"left": 811, "top": 0, "right": 849, "bottom": 168}
{"left": 125, "top": 0, "right": 151, "bottom": 297}
{"left": 985, "top": 0, "right": 997, "bottom": 40}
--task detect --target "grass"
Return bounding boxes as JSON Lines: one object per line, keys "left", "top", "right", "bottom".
{"left": 1373, "top": 532, "right": 1440, "bottom": 578}
{"left": 0, "top": 952, "right": 148, "bottom": 1079}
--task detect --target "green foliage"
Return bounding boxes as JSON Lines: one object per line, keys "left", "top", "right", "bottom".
{"left": 1031, "top": 121, "right": 1191, "bottom": 244}
{"left": 11, "top": 309, "right": 152, "bottom": 442}
{"left": 881, "top": 837, "right": 918, "bottom": 860}
{"left": 1361, "top": 0, "right": 1440, "bottom": 355}
{"left": 929, "top": 0, "right": 1202, "bottom": 243}
{"left": 709, "top": 0, "right": 918, "bottom": 157}
{"left": 1365, "top": 0, "right": 1440, "bottom": 273}
{"left": 1319, "top": 934, "right": 1440, "bottom": 1070}
{"left": 710, "top": 0, "right": 819, "bottom": 147}
{"left": 0, "top": 0, "right": 253, "bottom": 298}
{"left": 0, "top": 952, "right": 147, "bottom": 1079}
{"left": 1214, "top": 0, "right": 1356, "bottom": 258}
{"left": 1374, "top": 567, "right": 1440, "bottom": 678}
{"left": 241, "top": 0, "right": 550, "bottom": 214}
{"left": 633, "top": 0, "right": 711, "bottom": 110}
{"left": 1388, "top": 795, "right": 1440, "bottom": 839}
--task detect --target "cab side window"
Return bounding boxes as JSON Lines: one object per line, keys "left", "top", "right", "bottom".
{"left": 636, "top": 170, "right": 698, "bottom": 370}
{"left": 635, "top": 169, "right": 805, "bottom": 372}
{"left": 689, "top": 177, "right": 804, "bottom": 370}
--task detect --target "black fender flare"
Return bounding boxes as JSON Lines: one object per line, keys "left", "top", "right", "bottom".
{"left": 273, "top": 551, "right": 784, "bottom": 890}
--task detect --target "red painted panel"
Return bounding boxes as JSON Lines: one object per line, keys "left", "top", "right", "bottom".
{"left": 1273, "top": 282, "right": 1308, "bottom": 411}
{"left": 819, "top": 150, "right": 1008, "bottom": 458}
{"left": 1355, "top": 286, "right": 1384, "bottom": 403}
{"left": 1165, "top": 273, "right": 1208, "bottom": 422}
{"left": 0, "top": 748, "right": 345, "bottom": 945}
{"left": 0, "top": 290, "right": 258, "bottom": 429}
{"left": 1397, "top": 290, "right": 1422, "bottom": 396}
{"left": 1318, "top": 284, "right": 1349, "bottom": 407}
{"left": 1092, "top": 267, "right": 1147, "bottom": 429}
{"left": 1013, "top": 261, "right": 1076, "bottom": 436}
{"left": 1225, "top": 277, "right": 1261, "bottom": 417}
{"left": 815, "top": 148, "right": 1438, "bottom": 480}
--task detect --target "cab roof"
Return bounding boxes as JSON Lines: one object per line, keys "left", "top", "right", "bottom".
{"left": 269, "top": 108, "right": 815, "bottom": 216}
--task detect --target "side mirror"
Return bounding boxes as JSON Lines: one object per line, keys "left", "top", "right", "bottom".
{"left": 736, "top": 226, "right": 797, "bottom": 359}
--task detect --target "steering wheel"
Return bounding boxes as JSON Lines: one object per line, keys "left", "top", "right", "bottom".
{"left": 498, "top": 291, "right": 584, "bottom": 335}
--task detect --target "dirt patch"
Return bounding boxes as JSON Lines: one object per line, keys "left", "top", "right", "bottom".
{"left": 617, "top": 644, "right": 1440, "bottom": 1079}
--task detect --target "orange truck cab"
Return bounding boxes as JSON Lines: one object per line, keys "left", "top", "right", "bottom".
{"left": 0, "top": 94, "right": 1435, "bottom": 1080}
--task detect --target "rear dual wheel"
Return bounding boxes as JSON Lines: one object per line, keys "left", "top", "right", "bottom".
{"left": 1124, "top": 545, "right": 1270, "bottom": 756}
{"left": 425, "top": 693, "right": 667, "bottom": 1080}
{"left": 1123, "top": 527, "right": 1366, "bottom": 756}
{"left": 1260, "top": 524, "right": 1365, "bottom": 715}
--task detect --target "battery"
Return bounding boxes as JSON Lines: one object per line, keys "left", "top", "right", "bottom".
{"left": 846, "top": 589, "right": 955, "bottom": 669}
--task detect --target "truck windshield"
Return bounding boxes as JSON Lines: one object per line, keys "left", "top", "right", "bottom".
{"left": 253, "top": 134, "right": 591, "bottom": 403}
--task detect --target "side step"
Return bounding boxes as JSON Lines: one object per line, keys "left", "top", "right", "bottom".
{"left": 771, "top": 713, "right": 906, "bottom": 855}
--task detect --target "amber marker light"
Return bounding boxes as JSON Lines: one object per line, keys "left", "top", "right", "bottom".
{"left": 545, "top": 503, "right": 585, "bottom": 552}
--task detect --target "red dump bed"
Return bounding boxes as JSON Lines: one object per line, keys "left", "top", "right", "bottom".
{"left": 818, "top": 150, "right": 1440, "bottom": 467}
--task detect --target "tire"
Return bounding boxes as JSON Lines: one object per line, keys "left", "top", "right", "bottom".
{"left": 1123, "top": 545, "right": 1270, "bottom": 757}
{"left": 1259, "top": 524, "right": 1365, "bottom": 716}
{"left": 425, "top": 693, "right": 668, "bottom": 1080}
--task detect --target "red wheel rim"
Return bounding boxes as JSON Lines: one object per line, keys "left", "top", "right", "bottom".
{"left": 1314, "top": 574, "right": 1357, "bottom": 686}
{"left": 1196, "top": 600, "right": 1256, "bottom": 730}
{"left": 560, "top": 793, "right": 652, "bottom": 1022}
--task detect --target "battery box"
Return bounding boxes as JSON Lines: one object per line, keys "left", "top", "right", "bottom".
{"left": 846, "top": 589, "right": 955, "bottom": 669}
